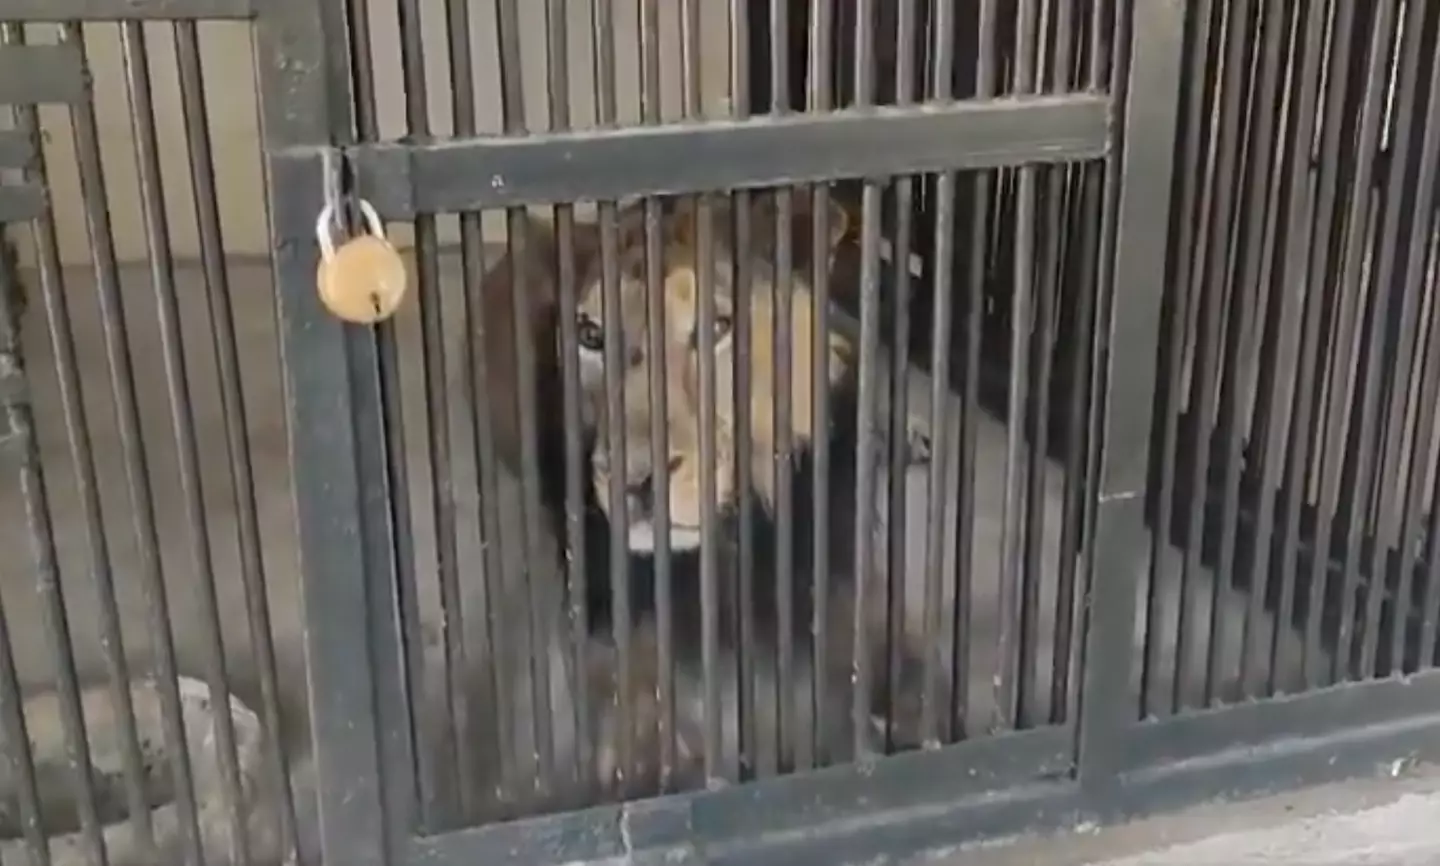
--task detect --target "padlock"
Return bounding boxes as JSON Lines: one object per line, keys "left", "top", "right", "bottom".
{"left": 314, "top": 199, "right": 409, "bottom": 325}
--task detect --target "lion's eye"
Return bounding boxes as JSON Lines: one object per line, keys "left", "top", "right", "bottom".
{"left": 577, "top": 315, "right": 604, "bottom": 352}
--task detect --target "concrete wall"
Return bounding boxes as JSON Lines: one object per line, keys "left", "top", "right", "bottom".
{"left": 14, "top": 1, "right": 734, "bottom": 267}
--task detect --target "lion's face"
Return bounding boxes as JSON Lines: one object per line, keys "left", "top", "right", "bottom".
{"left": 574, "top": 193, "right": 853, "bottom": 554}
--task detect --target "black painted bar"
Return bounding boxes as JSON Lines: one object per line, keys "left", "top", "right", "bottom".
{"left": 1077, "top": 0, "right": 1185, "bottom": 785}
{"left": 0, "top": 45, "right": 86, "bottom": 104}
{"left": 316, "top": 95, "right": 1109, "bottom": 220}
{"left": 0, "top": 0, "right": 252, "bottom": 18}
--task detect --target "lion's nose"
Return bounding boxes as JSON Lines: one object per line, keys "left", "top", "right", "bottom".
{"left": 626, "top": 471, "right": 655, "bottom": 512}
{"left": 624, "top": 456, "right": 681, "bottom": 514}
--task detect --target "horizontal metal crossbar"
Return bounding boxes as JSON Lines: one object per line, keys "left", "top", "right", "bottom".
{"left": 324, "top": 93, "right": 1109, "bottom": 217}
{"left": 409, "top": 728, "right": 1072, "bottom": 866}
{"left": 0, "top": 130, "right": 32, "bottom": 170}
{"left": 0, "top": 184, "right": 45, "bottom": 222}
{"left": 0, "top": 44, "right": 86, "bottom": 105}
{"left": 0, "top": 0, "right": 253, "bottom": 20}
{"left": 1119, "top": 668, "right": 1440, "bottom": 773}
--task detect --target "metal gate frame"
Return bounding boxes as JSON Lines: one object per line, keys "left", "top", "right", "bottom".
{"left": 255, "top": 2, "right": 1197, "bottom": 865}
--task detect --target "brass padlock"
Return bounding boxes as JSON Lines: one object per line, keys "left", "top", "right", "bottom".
{"left": 314, "top": 200, "right": 408, "bottom": 325}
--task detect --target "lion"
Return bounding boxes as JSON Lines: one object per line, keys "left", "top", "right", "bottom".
{"left": 567, "top": 190, "right": 934, "bottom": 793}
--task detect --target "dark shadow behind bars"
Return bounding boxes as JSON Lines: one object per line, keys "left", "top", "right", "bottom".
{"left": 0, "top": 1, "right": 1436, "bottom": 866}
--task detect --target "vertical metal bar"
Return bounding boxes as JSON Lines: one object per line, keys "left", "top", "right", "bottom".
{"left": 766, "top": 0, "right": 799, "bottom": 775}
{"left": 494, "top": 0, "right": 557, "bottom": 795}
{"left": 1227, "top": 0, "right": 1298, "bottom": 700}
{"left": 394, "top": 0, "right": 478, "bottom": 815}
{"left": 448, "top": 0, "right": 511, "bottom": 814}
{"left": 1353, "top": 0, "right": 1421, "bottom": 680}
{"left": 10, "top": 210, "right": 118, "bottom": 866}
{"left": 1052, "top": 161, "right": 1101, "bottom": 725}
{"left": 631, "top": 0, "right": 676, "bottom": 794}
{"left": 549, "top": 0, "right": 594, "bottom": 791}
{"left": 37, "top": 17, "right": 212, "bottom": 864}
{"left": 12, "top": 21, "right": 158, "bottom": 863}
{"left": 1315, "top": 0, "right": 1397, "bottom": 685}
{"left": 0, "top": 236, "right": 50, "bottom": 866}
{"left": 1054, "top": 0, "right": 1115, "bottom": 722}
{"left": 1265, "top": 0, "right": 1334, "bottom": 698}
{"left": 846, "top": 0, "right": 883, "bottom": 762}
{"left": 346, "top": 0, "right": 433, "bottom": 825}
{"left": 121, "top": 21, "right": 254, "bottom": 863}
{"left": 1078, "top": 0, "right": 1124, "bottom": 727}
{"left": 174, "top": 17, "right": 302, "bottom": 858}
{"left": 729, "top": 0, "right": 759, "bottom": 780}
{"left": 951, "top": 0, "right": 999, "bottom": 742}
{"left": 1297, "top": 0, "right": 1360, "bottom": 690}
{"left": 882, "top": 0, "right": 918, "bottom": 750}
{"left": 673, "top": 0, "right": 724, "bottom": 784}
{"left": 1020, "top": 0, "right": 1075, "bottom": 728}
{"left": 1172, "top": 0, "right": 1253, "bottom": 714}
{"left": 255, "top": 0, "right": 398, "bottom": 860}
{"left": 1077, "top": 0, "right": 1182, "bottom": 785}
{"left": 696, "top": 196, "right": 724, "bottom": 782}
{"left": 638, "top": 197, "right": 676, "bottom": 791}
{"left": 805, "top": 0, "right": 835, "bottom": 769}
{"left": 0, "top": 161, "right": 112, "bottom": 866}
{"left": 0, "top": 589, "right": 49, "bottom": 866}
{"left": 1205, "top": 0, "right": 1267, "bottom": 703}
{"left": 919, "top": 0, "right": 956, "bottom": 748}
{"left": 995, "top": 0, "right": 1041, "bottom": 733}
{"left": 590, "top": 0, "right": 634, "bottom": 797}
{"left": 1386, "top": 24, "right": 1440, "bottom": 676}
{"left": 1140, "top": 0, "right": 1215, "bottom": 720}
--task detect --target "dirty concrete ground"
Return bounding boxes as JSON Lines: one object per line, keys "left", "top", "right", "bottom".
{"left": 928, "top": 762, "right": 1440, "bottom": 866}
{"left": 0, "top": 251, "right": 1343, "bottom": 862}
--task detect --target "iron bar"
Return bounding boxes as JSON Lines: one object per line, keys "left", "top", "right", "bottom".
{"left": 333, "top": 95, "right": 1111, "bottom": 221}
{"left": 730, "top": 0, "right": 760, "bottom": 783}
{"left": 806, "top": 0, "right": 835, "bottom": 768}
{"left": 995, "top": 0, "right": 1042, "bottom": 734}
{"left": 882, "top": 0, "right": 918, "bottom": 751}
{"left": 549, "top": 0, "right": 593, "bottom": 794}
{"left": 495, "top": 0, "right": 558, "bottom": 797}
{"left": 121, "top": 20, "right": 254, "bottom": 863}
{"left": 0, "top": 0, "right": 254, "bottom": 19}
{"left": 1141, "top": 0, "right": 1217, "bottom": 719}
{"left": 345, "top": 0, "right": 435, "bottom": 825}
{"left": 919, "top": 0, "right": 957, "bottom": 748}
{"left": 1352, "top": 0, "right": 1423, "bottom": 680}
{"left": 1387, "top": 18, "right": 1440, "bottom": 676}
{"left": 1265, "top": 0, "right": 1333, "bottom": 699}
{"left": 11, "top": 21, "right": 160, "bottom": 863}
{"left": 1318, "top": 0, "right": 1397, "bottom": 685}
{"left": 847, "top": 0, "right": 883, "bottom": 762}
{"left": 767, "top": 0, "right": 798, "bottom": 776}
{"left": 174, "top": 17, "right": 301, "bottom": 858}
{"left": 394, "top": 0, "right": 477, "bottom": 817}
{"left": 444, "top": 0, "right": 510, "bottom": 816}
{"left": 0, "top": 44, "right": 86, "bottom": 104}
{"left": 1297, "top": 0, "right": 1360, "bottom": 690}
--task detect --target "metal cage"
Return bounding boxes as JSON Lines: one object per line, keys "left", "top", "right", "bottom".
{"left": 0, "top": 1, "right": 1437, "bottom": 866}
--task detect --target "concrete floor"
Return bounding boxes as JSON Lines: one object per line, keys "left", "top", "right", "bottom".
{"left": 0, "top": 250, "right": 1326, "bottom": 862}
{"left": 934, "top": 762, "right": 1440, "bottom": 866}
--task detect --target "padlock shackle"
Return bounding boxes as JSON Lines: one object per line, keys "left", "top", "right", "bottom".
{"left": 315, "top": 199, "right": 387, "bottom": 261}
